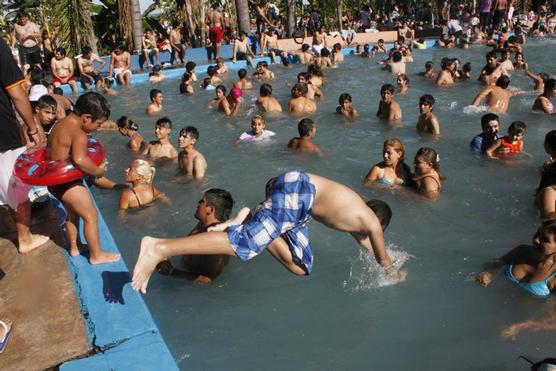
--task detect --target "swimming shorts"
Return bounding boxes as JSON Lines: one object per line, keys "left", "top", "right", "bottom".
{"left": 505, "top": 264, "right": 556, "bottom": 298}
{"left": 52, "top": 76, "right": 75, "bottom": 85}
{"left": 227, "top": 170, "right": 316, "bottom": 273}
{"left": 114, "top": 68, "right": 132, "bottom": 79}
{"left": 0, "top": 146, "right": 30, "bottom": 210}
{"left": 235, "top": 51, "right": 248, "bottom": 61}
{"left": 80, "top": 72, "right": 102, "bottom": 87}
{"left": 209, "top": 26, "right": 224, "bottom": 44}
{"left": 48, "top": 178, "right": 84, "bottom": 200}
{"left": 18, "top": 45, "right": 42, "bottom": 67}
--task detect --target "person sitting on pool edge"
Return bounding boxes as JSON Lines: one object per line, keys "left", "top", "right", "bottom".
{"left": 416, "top": 94, "right": 440, "bottom": 137}
{"left": 47, "top": 92, "right": 120, "bottom": 264}
{"left": 257, "top": 83, "right": 282, "bottom": 113}
{"left": 178, "top": 126, "right": 207, "bottom": 179}
{"left": 155, "top": 188, "right": 234, "bottom": 284}
{"left": 376, "top": 84, "right": 402, "bottom": 122}
{"left": 287, "top": 118, "right": 322, "bottom": 156}
{"left": 131, "top": 170, "right": 406, "bottom": 294}
{"left": 146, "top": 88, "right": 164, "bottom": 116}
{"left": 476, "top": 219, "right": 556, "bottom": 298}
{"left": 470, "top": 113, "right": 501, "bottom": 155}
{"left": 142, "top": 117, "right": 178, "bottom": 159}
{"left": 289, "top": 83, "right": 317, "bottom": 115}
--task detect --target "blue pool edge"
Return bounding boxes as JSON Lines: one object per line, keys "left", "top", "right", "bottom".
{"left": 48, "top": 190, "right": 178, "bottom": 370}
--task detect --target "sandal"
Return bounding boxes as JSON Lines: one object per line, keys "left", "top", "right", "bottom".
{"left": 0, "top": 320, "right": 13, "bottom": 353}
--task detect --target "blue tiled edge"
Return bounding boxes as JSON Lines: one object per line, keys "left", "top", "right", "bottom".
{"left": 61, "top": 40, "right": 437, "bottom": 95}
{"left": 51, "top": 190, "right": 177, "bottom": 370}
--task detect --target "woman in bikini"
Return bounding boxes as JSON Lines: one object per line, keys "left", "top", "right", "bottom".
{"left": 119, "top": 160, "right": 168, "bottom": 214}
{"left": 363, "top": 138, "right": 411, "bottom": 188}
{"left": 117, "top": 116, "right": 145, "bottom": 152}
{"left": 412, "top": 147, "right": 442, "bottom": 200}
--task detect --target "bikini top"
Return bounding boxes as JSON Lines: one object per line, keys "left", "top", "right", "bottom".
{"left": 377, "top": 167, "right": 404, "bottom": 186}
{"left": 129, "top": 185, "right": 155, "bottom": 208}
{"left": 505, "top": 264, "right": 556, "bottom": 298}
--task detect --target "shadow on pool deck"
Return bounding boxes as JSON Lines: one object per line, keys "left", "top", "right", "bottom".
{"left": 0, "top": 203, "right": 89, "bottom": 370}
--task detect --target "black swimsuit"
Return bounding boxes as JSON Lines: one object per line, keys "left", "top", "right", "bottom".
{"left": 129, "top": 185, "right": 155, "bottom": 207}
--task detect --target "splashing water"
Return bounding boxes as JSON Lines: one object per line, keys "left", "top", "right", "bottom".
{"left": 463, "top": 105, "right": 488, "bottom": 115}
{"left": 343, "top": 243, "right": 411, "bottom": 292}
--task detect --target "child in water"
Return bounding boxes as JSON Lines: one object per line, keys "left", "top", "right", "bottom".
{"left": 236, "top": 115, "right": 275, "bottom": 144}
{"left": 119, "top": 159, "right": 169, "bottom": 213}
{"left": 486, "top": 121, "right": 527, "bottom": 159}
{"left": 117, "top": 116, "right": 144, "bottom": 152}
{"left": 363, "top": 138, "right": 411, "bottom": 187}
{"left": 535, "top": 130, "right": 556, "bottom": 219}
{"left": 336, "top": 93, "right": 358, "bottom": 118}
{"left": 412, "top": 147, "right": 442, "bottom": 199}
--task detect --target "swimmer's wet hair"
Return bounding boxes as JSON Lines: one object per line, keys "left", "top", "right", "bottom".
{"left": 425, "top": 61, "right": 434, "bottom": 70}
{"left": 36, "top": 94, "right": 57, "bottom": 111}
{"left": 207, "top": 65, "right": 217, "bottom": 76}
{"left": 74, "top": 92, "right": 110, "bottom": 121}
{"left": 155, "top": 116, "right": 172, "bottom": 129}
{"left": 397, "top": 74, "right": 409, "bottom": 85}
{"left": 179, "top": 126, "right": 199, "bottom": 140}
{"left": 463, "top": 62, "right": 471, "bottom": 73}
{"left": 117, "top": 116, "right": 139, "bottom": 131}
{"left": 419, "top": 94, "right": 435, "bottom": 107}
{"left": 216, "top": 84, "right": 227, "bottom": 94}
{"left": 297, "top": 72, "right": 308, "bottom": 80}
{"left": 392, "top": 50, "right": 403, "bottom": 62}
{"left": 292, "top": 83, "right": 308, "bottom": 96}
{"left": 496, "top": 75, "right": 511, "bottom": 89}
{"left": 251, "top": 114, "right": 265, "bottom": 125}
{"left": 383, "top": 138, "right": 406, "bottom": 162}
{"left": 481, "top": 113, "right": 499, "bottom": 129}
{"left": 185, "top": 61, "right": 196, "bottom": 72}
{"left": 365, "top": 199, "right": 392, "bottom": 231}
{"left": 415, "top": 147, "right": 441, "bottom": 174}
{"left": 338, "top": 93, "right": 352, "bottom": 104}
{"left": 260, "top": 83, "right": 272, "bottom": 96}
{"left": 298, "top": 118, "right": 315, "bottom": 137}
{"left": 544, "top": 78, "right": 556, "bottom": 95}
{"left": 544, "top": 130, "right": 556, "bottom": 154}
{"left": 238, "top": 68, "right": 247, "bottom": 78}
{"left": 150, "top": 89, "right": 162, "bottom": 101}
{"left": 320, "top": 48, "right": 330, "bottom": 57}
{"left": 380, "top": 84, "right": 395, "bottom": 94}
{"left": 508, "top": 121, "right": 526, "bottom": 135}
{"left": 301, "top": 43, "right": 310, "bottom": 52}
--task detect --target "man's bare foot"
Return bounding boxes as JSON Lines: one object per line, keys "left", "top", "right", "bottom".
{"left": 89, "top": 251, "right": 121, "bottom": 265}
{"left": 69, "top": 244, "right": 88, "bottom": 257}
{"left": 18, "top": 233, "right": 49, "bottom": 254}
{"left": 132, "top": 236, "right": 165, "bottom": 294}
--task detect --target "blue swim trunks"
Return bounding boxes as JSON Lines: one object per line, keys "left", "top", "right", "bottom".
{"left": 227, "top": 170, "right": 316, "bottom": 273}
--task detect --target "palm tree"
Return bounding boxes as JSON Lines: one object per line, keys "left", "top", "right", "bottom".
{"left": 130, "top": 0, "right": 144, "bottom": 54}
{"left": 54, "top": 0, "right": 96, "bottom": 57}
{"left": 119, "top": 0, "right": 133, "bottom": 49}
{"left": 286, "top": 0, "right": 296, "bottom": 37}
{"left": 235, "top": 0, "right": 250, "bottom": 35}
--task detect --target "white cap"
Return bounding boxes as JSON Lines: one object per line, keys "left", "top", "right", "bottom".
{"left": 29, "top": 84, "right": 49, "bottom": 102}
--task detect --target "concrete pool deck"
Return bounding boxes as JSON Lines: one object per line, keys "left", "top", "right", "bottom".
{"left": 0, "top": 195, "right": 177, "bottom": 370}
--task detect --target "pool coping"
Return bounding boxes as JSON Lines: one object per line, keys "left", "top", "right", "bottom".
{"left": 60, "top": 40, "right": 438, "bottom": 95}
{"left": 50, "top": 190, "right": 178, "bottom": 370}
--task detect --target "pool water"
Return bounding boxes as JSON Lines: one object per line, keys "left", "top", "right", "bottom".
{"left": 90, "top": 40, "right": 556, "bottom": 370}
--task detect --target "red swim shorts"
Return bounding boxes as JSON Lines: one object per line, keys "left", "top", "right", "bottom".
{"left": 209, "top": 27, "right": 224, "bottom": 44}
{"left": 52, "top": 76, "right": 75, "bottom": 85}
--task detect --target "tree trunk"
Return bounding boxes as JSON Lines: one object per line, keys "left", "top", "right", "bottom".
{"left": 337, "top": 0, "right": 343, "bottom": 32}
{"left": 287, "top": 0, "right": 296, "bottom": 37}
{"left": 118, "top": 0, "right": 133, "bottom": 50}
{"left": 130, "top": 0, "right": 143, "bottom": 54}
{"left": 235, "top": 0, "right": 250, "bottom": 35}
{"left": 180, "top": 0, "right": 199, "bottom": 47}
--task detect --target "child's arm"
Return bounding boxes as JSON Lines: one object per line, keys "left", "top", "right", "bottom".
{"left": 207, "top": 207, "right": 251, "bottom": 232}
{"left": 141, "top": 143, "right": 151, "bottom": 156}
{"left": 485, "top": 138, "right": 502, "bottom": 159}
{"left": 472, "top": 87, "right": 490, "bottom": 106}
{"left": 72, "top": 134, "right": 106, "bottom": 177}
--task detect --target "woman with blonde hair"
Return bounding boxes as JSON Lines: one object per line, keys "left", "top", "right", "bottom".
{"left": 119, "top": 160, "right": 168, "bottom": 212}
{"left": 363, "top": 138, "right": 411, "bottom": 187}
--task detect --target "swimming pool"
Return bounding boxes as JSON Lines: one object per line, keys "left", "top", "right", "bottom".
{"left": 90, "top": 40, "right": 555, "bottom": 370}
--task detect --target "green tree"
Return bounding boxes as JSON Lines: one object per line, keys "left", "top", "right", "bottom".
{"left": 53, "top": 0, "right": 95, "bottom": 57}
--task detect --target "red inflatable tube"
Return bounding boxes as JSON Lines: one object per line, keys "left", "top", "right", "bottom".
{"left": 13, "top": 137, "right": 105, "bottom": 186}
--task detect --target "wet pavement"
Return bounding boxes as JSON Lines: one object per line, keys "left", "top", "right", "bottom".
{"left": 0, "top": 202, "right": 89, "bottom": 370}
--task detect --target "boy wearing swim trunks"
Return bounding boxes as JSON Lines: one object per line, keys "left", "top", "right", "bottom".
{"left": 109, "top": 45, "right": 132, "bottom": 86}
{"left": 207, "top": 3, "right": 224, "bottom": 60}
{"left": 47, "top": 92, "right": 120, "bottom": 265}
{"left": 132, "top": 170, "right": 405, "bottom": 294}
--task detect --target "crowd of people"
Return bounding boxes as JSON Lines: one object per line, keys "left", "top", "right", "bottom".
{"left": 1, "top": 0, "right": 556, "bottom": 354}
